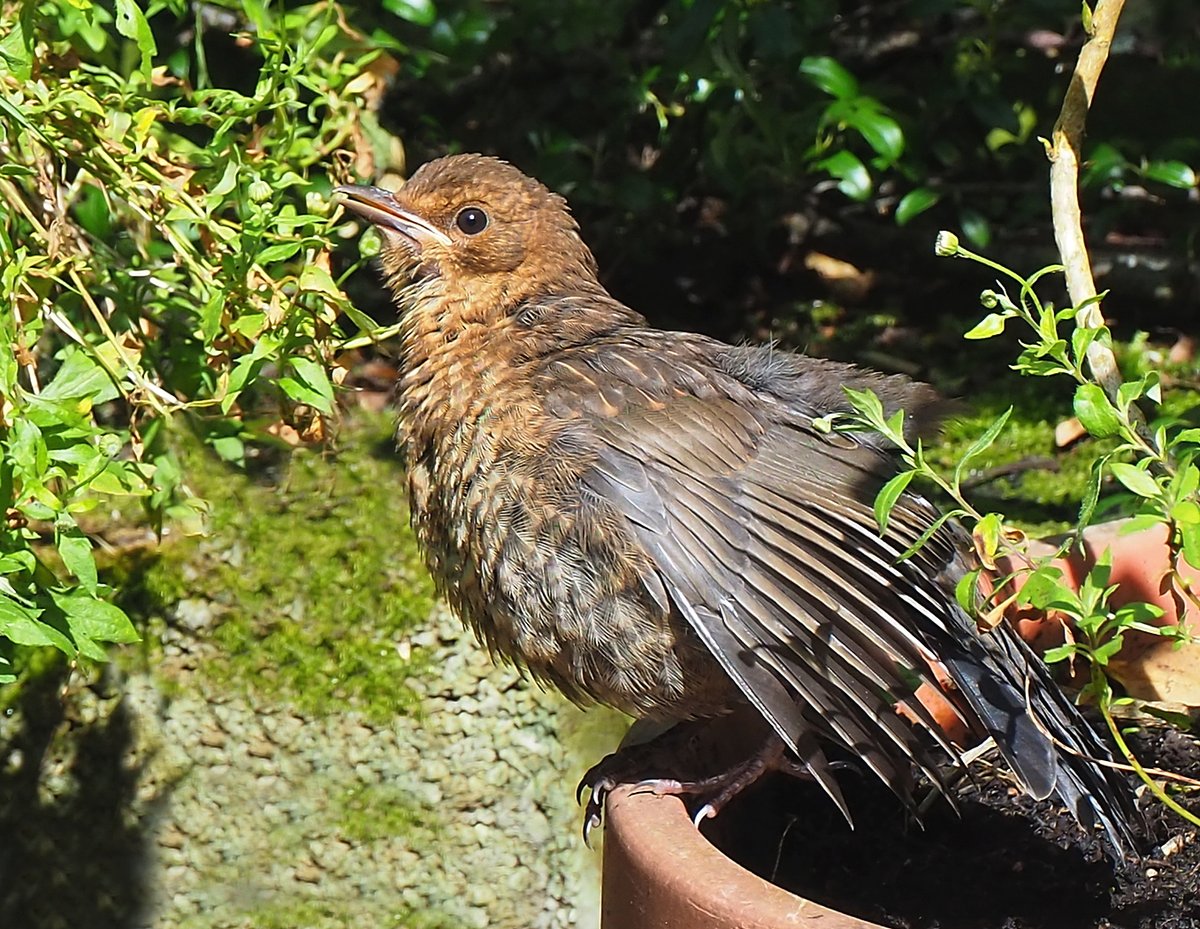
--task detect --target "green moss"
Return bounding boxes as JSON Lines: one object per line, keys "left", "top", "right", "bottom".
{"left": 334, "top": 781, "right": 438, "bottom": 843}
{"left": 127, "top": 410, "right": 437, "bottom": 723}
{"left": 237, "top": 899, "right": 456, "bottom": 929}
{"left": 925, "top": 374, "right": 1200, "bottom": 538}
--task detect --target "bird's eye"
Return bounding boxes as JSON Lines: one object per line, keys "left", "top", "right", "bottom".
{"left": 454, "top": 207, "right": 488, "bottom": 235}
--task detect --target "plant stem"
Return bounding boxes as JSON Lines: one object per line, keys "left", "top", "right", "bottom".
{"left": 1099, "top": 690, "right": 1200, "bottom": 830}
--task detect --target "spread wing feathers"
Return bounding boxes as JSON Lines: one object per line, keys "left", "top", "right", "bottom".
{"left": 583, "top": 395, "right": 976, "bottom": 819}
{"left": 584, "top": 392, "right": 1137, "bottom": 854}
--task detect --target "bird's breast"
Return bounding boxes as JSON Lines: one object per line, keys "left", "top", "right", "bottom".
{"left": 395, "top": 323, "right": 734, "bottom": 720}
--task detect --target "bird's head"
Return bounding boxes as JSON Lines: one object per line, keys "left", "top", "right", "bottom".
{"left": 336, "top": 154, "right": 602, "bottom": 315}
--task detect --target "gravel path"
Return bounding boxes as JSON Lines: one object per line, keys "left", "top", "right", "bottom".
{"left": 1, "top": 602, "right": 618, "bottom": 929}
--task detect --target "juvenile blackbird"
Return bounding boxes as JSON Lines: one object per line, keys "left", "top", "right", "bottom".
{"left": 336, "top": 155, "right": 1139, "bottom": 855}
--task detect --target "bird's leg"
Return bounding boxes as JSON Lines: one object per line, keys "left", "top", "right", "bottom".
{"left": 577, "top": 725, "right": 854, "bottom": 844}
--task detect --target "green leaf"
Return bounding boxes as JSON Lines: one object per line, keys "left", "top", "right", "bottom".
{"left": 1071, "top": 325, "right": 1104, "bottom": 366}
{"left": 1109, "top": 462, "right": 1160, "bottom": 499}
{"left": 1143, "top": 159, "right": 1196, "bottom": 190}
{"left": 955, "top": 568, "right": 981, "bottom": 613}
{"left": 974, "top": 513, "right": 1001, "bottom": 564}
{"left": 846, "top": 105, "right": 904, "bottom": 164}
{"left": 52, "top": 589, "right": 140, "bottom": 646}
{"left": 1179, "top": 517, "right": 1200, "bottom": 571}
{"left": 1092, "top": 633, "right": 1125, "bottom": 666}
{"left": 1172, "top": 498, "right": 1200, "bottom": 525}
{"left": 0, "top": 596, "right": 54, "bottom": 647}
{"left": 114, "top": 0, "right": 157, "bottom": 81}
{"left": 799, "top": 56, "right": 858, "bottom": 99}
{"left": 222, "top": 355, "right": 267, "bottom": 414}
{"left": 1042, "top": 643, "right": 1076, "bottom": 665}
{"left": 0, "top": 9, "right": 33, "bottom": 81}
{"left": 40, "top": 349, "right": 120, "bottom": 404}
{"left": 1078, "top": 454, "right": 1110, "bottom": 527}
{"left": 381, "top": 0, "right": 437, "bottom": 27}
{"left": 896, "top": 509, "right": 965, "bottom": 562}
{"left": 211, "top": 435, "right": 246, "bottom": 464}
{"left": 842, "top": 386, "right": 885, "bottom": 426}
{"left": 1072, "top": 383, "right": 1122, "bottom": 438}
{"left": 1112, "top": 601, "right": 1165, "bottom": 626}
{"left": 952, "top": 407, "right": 1012, "bottom": 490}
{"left": 959, "top": 208, "right": 991, "bottom": 247}
{"left": 9, "top": 418, "right": 48, "bottom": 477}
{"left": 963, "top": 313, "right": 1010, "bottom": 340}
{"left": 282, "top": 357, "right": 335, "bottom": 415}
{"left": 817, "top": 150, "right": 871, "bottom": 201}
{"left": 1015, "top": 565, "right": 1068, "bottom": 611}
{"left": 56, "top": 517, "right": 98, "bottom": 594}
{"left": 298, "top": 264, "right": 341, "bottom": 297}
{"left": 895, "top": 188, "right": 939, "bottom": 226}
{"left": 256, "top": 242, "right": 303, "bottom": 265}
{"left": 874, "top": 470, "right": 915, "bottom": 533}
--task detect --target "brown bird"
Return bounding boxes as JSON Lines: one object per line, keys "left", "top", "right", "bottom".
{"left": 335, "top": 155, "right": 1138, "bottom": 855}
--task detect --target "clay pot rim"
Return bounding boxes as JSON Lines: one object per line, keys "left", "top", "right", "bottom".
{"left": 604, "top": 783, "right": 887, "bottom": 929}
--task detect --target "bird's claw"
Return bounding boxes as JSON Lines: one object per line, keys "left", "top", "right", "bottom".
{"left": 579, "top": 773, "right": 615, "bottom": 847}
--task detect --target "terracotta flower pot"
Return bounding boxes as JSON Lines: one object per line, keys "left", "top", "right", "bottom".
{"left": 599, "top": 519, "right": 1200, "bottom": 928}
{"left": 602, "top": 784, "right": 885, "bottom": 929}
{"left": 1014, "top": 519, "right": 1200, "bottom": 707}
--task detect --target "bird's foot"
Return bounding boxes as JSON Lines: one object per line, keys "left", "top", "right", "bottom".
{"left": 576, "top": 728, "right": 855, "bottom": 845}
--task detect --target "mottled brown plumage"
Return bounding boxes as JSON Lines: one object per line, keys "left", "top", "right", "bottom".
{"left": 336, "top": 155, "right": 1138, "bottom": 855}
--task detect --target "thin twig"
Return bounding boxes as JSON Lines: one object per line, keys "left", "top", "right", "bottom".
{"left": 1046, "top": 0, "right": 1126, "bottom": 399}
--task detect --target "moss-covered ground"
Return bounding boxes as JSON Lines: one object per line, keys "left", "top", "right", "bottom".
{"left": 119, "top": 409, "right": 436, "bottom": 724}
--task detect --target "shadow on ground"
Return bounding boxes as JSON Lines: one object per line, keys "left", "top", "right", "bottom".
{"left": 0, "top": 663, "right": 158, "bottom": 929}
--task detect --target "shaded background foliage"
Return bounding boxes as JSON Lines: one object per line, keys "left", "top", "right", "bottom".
{"left": 355, "top": 0, "right": 1200, "bottom": 366}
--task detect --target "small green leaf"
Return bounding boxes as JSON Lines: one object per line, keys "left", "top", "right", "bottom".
{"left": 56, "top": 517, "right": 98, "bottom": 594}
{"left": 1179, "top": 518, "right": 1200, "bottom": 571}
{"left": 1143, "top": 159, "right": 1196, "bottom": 190}
{"left": 953, "top": 407, "right": 1012, "bottom": 490}
{"left": 817, "top": 150, "right": 871, "bottom": 201}
{"left": 381, "top": 0, "right": 437, "bottom": 27}
{"left": 955, "top": 568, "right": 981, "bottom": 614}
{"left": 1092, "top": 633, "right": 1125, "bottom": 666}
{"left": 1015, "top": 565, "right": 1068, "bottom": 611}
{"left": 964, "top": 313, "right": 1009, "bottom": 340}
{"left": 1172, "top": 498, "right": 1200, "bottom": 525}
{"left": 799, "top": 56, "right": 858, "bottom": 99}
{"left": 874, "top": 470, "right": 915, "bottom": 532}
{"left": 846, "top": 105, "right": 904, "bottom": 164}
{"left": 896, "top": 509, "right": 965, "bottom": 562}
{"left": 222, "top": 355, "right": 266, "bottom": 414}
{"left": 1042, "top": 643, "right": 1076, "bottom": 664}
{"left": 1078, "top": 454, "right": 1109, "bottom": 527}
{"left": 256, "top": 242, "right": 303, "bottom": 265}
{"left": 114, "top": 0, "right": 157, "bottom": 80}
{"left": 1072, "top": 383, "right": 1122, "bottom": 438}
{"left": 282, "top": 357, "right": 335, "bottom": 415}
{"left": 959, "top": 208, "right": 991, "bottom": 247}
{"left": 842, "top": 386, "right": 886, "bottom": 427}
{"left": 41, "top": 349, "right": 120, "bottom": 403}
{"left": 1109, "top": 462, "right": 1160, "bottom": 498}
{"left": 895, "top": 188, "right": 939, "bottom": 226}
{"left": 0, "top": 596, "right": 53, "bottom": 647}
{"left": 974, "top": 513, "right": 1001, "bottom": 564}
{"left": 52, "top": 589, "right": 140, "bottom": 646}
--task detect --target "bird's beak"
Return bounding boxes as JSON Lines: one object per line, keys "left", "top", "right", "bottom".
{"left": 334, "top": 185, "right": 453, "bottom": 248}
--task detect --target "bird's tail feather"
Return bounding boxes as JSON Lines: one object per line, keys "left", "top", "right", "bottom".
{"left": 943, "top": 613, "right": 1141, "bottom": 859}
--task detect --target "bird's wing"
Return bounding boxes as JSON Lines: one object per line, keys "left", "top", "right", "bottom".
{"left": 579, "top": 386, "right": 979, "bottom": 816}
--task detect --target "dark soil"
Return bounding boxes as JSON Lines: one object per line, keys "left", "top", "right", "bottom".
{"left": 705, "top": 722, "right": 1200, "bottom": 929}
